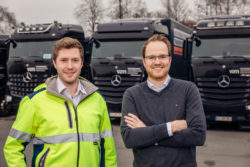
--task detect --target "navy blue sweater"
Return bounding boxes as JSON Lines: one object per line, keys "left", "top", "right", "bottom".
{"left": 121, "top": 78, "right": 206, "bottom": 167}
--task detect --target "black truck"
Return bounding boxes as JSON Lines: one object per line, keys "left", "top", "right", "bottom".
{"left": 1, "top": 22, "right": 85, "bottom": 115}
{"left": 0, "top": 35, "right": 9, "bottom": 115}
{"left": 188, "top": 15, "right": 250, "bottom": 123}
{"left": 91, "top": 18, "right": 191, "bottom": 117}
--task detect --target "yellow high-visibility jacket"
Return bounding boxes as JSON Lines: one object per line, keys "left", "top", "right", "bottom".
{"left": 4, "top": 76, "right": 117, "bottom": 167}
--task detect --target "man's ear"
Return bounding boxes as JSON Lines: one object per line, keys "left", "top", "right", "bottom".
{"left": 81, "top": 59, "right": 84, "bottom": 68}
{"left": 142, "top": 57, "right": 146, "bottom": 67}
{"left": 169, "top": 55, "right": 172, "bottom": 64}
{"left": 53, "top": 60, "right": 57, "bottom": 69}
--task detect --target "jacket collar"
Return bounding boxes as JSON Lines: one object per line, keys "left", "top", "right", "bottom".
{"left": 45, "top": 76, "right": 98, "bottom": 105}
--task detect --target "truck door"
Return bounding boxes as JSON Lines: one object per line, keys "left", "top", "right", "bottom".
{"left": 169, "top": 27, "right": 191, "bottom": 81}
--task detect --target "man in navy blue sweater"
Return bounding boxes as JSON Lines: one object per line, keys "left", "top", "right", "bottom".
{"left": 121, "top": 34, "right": 206, "bottom": 167}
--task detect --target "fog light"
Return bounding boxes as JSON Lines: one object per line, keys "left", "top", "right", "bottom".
{"left": 245, "top": 105, "right": 250, "bottom": 110}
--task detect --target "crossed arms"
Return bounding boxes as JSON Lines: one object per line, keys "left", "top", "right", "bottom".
{"left": 120, "top": 85, "right": 206, "bottom": 149}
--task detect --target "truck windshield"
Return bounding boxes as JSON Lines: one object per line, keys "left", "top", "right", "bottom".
{"left": 9, "top": 41, "right": 55, "bottom": 60}
{"left": 192, "top": 37, "right": 250, "bottom": 58}
{"left": 92, "top": 40, "right": 145, "bottom": 60}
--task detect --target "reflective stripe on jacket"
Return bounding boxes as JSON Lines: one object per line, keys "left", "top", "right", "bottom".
{"left": 4, "top": 76, "right": 117, "bottom": 167}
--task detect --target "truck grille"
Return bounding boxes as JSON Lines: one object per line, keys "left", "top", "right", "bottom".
{"left": 93, "top": 76, "right": 141, "bottom": 104}
{"left": 196, "top": 77, "right": 250, "bottom": 106}
{"left": 8, "top": 73, "right": 48, "bottom": 97}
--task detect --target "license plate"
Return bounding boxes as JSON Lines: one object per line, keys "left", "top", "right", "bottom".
{"left": 110, "top": 112, "right": 122, "bottom": 117}
{"left": 215, "top": 116, "right": 232, "bottom": 122}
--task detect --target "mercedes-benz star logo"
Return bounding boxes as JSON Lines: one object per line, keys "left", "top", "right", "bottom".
{"left": 217, "top": 75, "right": 230, "bottom": 88}
{"left": 111, "top": 75, "right": 122, "bottom": 87}
{"left": 23, "top": 72, "right": 32, "bottom": 83}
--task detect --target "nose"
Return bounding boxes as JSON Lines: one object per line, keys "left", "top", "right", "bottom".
{"left": 154, "top": 56, "right": 161, "bottom": 64}
{"left": 67, "top": 60, "right": 73, "bottom": 69}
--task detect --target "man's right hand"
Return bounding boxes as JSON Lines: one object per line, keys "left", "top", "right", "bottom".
{"left": 171, "top": 120, "right": 187, "bottom": 133}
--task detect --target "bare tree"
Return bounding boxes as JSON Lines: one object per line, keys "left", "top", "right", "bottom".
{"left": 161, "top": 0, "right": 172, "bottom": 18}
{"left": 172, "top": 0, "right": 189, "bottom": 22}
{"left": 109, "top": 0, "right": 149, "bottom": 19}
{"left": 213, "top": 0, "right": 223, "bottom": 15}
{"left": 74, "top": 0, "right": 103, "bottom": 36}
{"left": 161, "top": 0, "right": 191, "bottom": 24}
{"left": 0, "top": 6, "right": 17, "bottom": 34}
{"left": 195, "top": 0, "right": 249, "bottom": 19}
{"left": 196, "top": 0, "right": 210, "bottom": 18}
{"left": 220, "top": 0, "right": 248, "bottom": 15}
{"left": 109, "top": 0, "right": 127, "bottom": 19}
{"left": 128, "top": 0, "right": 149, "bottom": 18}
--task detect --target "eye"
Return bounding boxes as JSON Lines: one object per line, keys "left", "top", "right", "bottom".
{"left": 73, "top": 59, "right": 80, "bottom": 62}
{"left": 160, "top": 55, "right": 167, "bottom": 59}
{"left": 60, "top": 59, "right": 67, "bottom": 62}
{"left": 148, "top": 56, "right": 155, "bottom": 60}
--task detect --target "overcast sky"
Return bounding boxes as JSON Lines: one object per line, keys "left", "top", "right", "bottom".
{"left": 0, "top": 0, "right": 165, "bottom": 25}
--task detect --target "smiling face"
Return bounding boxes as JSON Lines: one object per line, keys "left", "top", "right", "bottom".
{"left": 53, "top": 48, "right": 83, "bottom": 87}
{"left": 143, "top": 41, "right": 172, "bottom": 83}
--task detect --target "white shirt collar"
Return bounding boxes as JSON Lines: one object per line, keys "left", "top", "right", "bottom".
{"left": 57, "top": 77, "right": 86, "bottom": 96}
{"left": 147, "top": 75, "right": 171, "bottom": 92}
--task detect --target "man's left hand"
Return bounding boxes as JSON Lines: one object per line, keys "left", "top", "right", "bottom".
{"left": 124, "top": 113, "right": 146, "bottom": 128}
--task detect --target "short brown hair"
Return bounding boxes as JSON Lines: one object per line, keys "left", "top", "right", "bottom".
{"left": 52, "top": 37, "right": 84, "bottom": 61}
{"left": 142, "top": 34, "right": 172, "bottom": 58}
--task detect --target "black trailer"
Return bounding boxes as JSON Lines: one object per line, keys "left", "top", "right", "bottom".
{"left": 188, "top": 15, "right": 250, "bottom": 123}
{"left": 91, "top": 18, "right": 191, "bottom": 117}
{"left": 2, "top": 22, "right": 86, "bottom": 115}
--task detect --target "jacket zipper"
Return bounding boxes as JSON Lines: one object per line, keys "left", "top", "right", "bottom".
{"left": 38, "top": 148, "right": 50, "bottom": 167}
{"left": 93, "top": 141, "right": 101, "bottom": 162}
{"left": 98, "top": 143, "right": 101, "bottom": 163}
{"left": 74, "top": 107, "right": 80, "bottom": 167}
{"left": 64, "top": 101, "right": 73, "bottom": 129}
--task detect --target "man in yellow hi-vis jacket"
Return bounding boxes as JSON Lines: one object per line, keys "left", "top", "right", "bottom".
{"left": 4, "top": 37, "right": 117, "bottom": 167}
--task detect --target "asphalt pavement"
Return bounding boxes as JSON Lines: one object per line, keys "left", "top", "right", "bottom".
{"left": 1, "top": 116, "right": 250, "bottom": 167}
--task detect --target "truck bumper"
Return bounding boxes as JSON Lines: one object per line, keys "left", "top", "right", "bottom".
{"left": 107, "top": 103, "right": 122, "bottom": 117}
{"left": 204, "top": 104, "right": 250, "bottom": 123}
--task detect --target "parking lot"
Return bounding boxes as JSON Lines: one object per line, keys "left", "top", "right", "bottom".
{"left": 0, "top": 116, "right": 250, "bottom": 167}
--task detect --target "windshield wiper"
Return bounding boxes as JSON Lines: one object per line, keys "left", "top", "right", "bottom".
{"left": 114, "top": 54, "right": 133, "bottom": 60}
{"left": 93, "top": 57, "right": 109, "bottom": 59}
{"left": 92, "top": 57, "right": 110, "bottom": 64}
{"left": 28, "top": 56, "right": 44, "bottom": 62}
{"left": 223, "top": 55, "right": 250, "bottom": 63}
{"left": 199, "top": 56, "right": 222, "bottom": 65}
{"left": 11, "top": 57, "right": 23, "bottom": 63}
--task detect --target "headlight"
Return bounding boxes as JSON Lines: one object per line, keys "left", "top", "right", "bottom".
{"left": 5, "top": 95, "right": 12, "bottom": 102}
{"left": 245, "top": 105, "right": 250, "bottom": 110}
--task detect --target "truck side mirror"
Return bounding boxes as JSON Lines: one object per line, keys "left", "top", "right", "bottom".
{"left": 93, "top": 39, "right": 100, "bottom": 48}
{"left": 194, "top": 37, "right": 201, "bottom": 47}
{"left": 5, "top": 39, "right": 17, "bottom": 48}
{"left": 183, "top": 38, "right": 192, "bottom": 60}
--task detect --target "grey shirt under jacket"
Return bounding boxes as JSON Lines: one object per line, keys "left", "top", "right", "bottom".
{"left": 120, "top": 78, "right": 206, "bottom": 167}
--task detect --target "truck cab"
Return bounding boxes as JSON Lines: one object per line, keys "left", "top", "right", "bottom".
{"left": 0, "top": 35, "right": 9, "bottom": 115}
{"left": 91, "top": 18, "right": 191, "bottom": 117}
{"left": 2, "top": 22, "right": 85, "bottom": 115}
{"left": 188, "top": 15, "right": 250, "bottom": 123}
